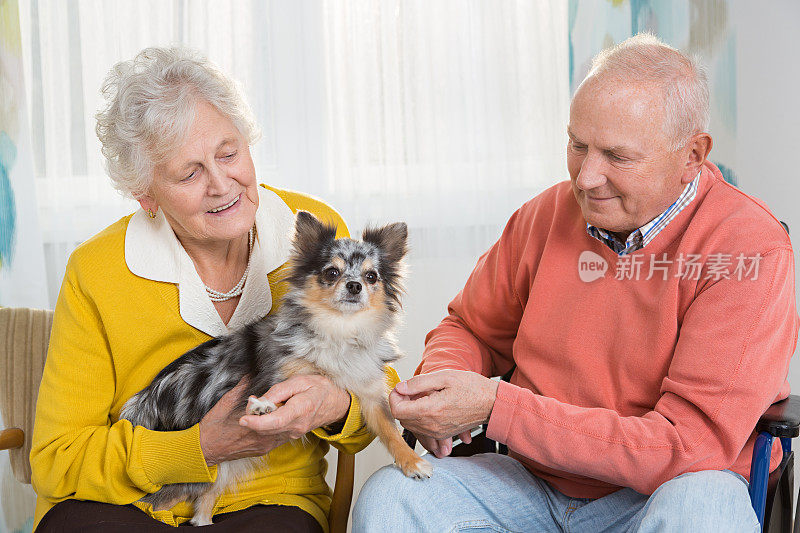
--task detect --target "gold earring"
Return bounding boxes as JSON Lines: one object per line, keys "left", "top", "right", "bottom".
{"left": 146, "top": 208, "right": 157, "bottom": 219}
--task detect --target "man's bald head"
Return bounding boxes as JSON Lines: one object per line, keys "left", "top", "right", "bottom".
{"left": 578, "top": 33, "right": 709, "bottom": 152}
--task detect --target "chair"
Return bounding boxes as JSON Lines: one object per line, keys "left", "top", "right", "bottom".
{"left": 0, "top": 307, "right": 52, "bottom": 487}
{"left": 0, "top": 307, "right": 52, "bottom": 533}
{"left": 329, "top": 452, "right": 355, "bottom": 533}
{"left": 750, "top": 395, "right": 800, "bottom": 533}
{"left": 0, "top": 307, "right": 356, "bottom": 533}
{"left": 753, "top": 221, "right": 799, "bottom": 533}
{"left": 402, "top": 392, "right": 800, "bottom": 533}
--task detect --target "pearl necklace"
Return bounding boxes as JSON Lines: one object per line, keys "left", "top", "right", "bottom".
{"left": 205, "top": 228, "right": 254, "bottom": 302}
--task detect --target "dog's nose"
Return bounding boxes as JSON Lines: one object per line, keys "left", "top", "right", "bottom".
{"left": 346, "top": 281, "right": 362, "bottom": 295}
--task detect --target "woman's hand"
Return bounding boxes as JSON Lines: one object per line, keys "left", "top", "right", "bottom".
{"left": 198, "top": 378, "right": 282, "bottom": 466}
{"left": 239, "top": 374, "right": 351, "bottom": 437}
{"left": 199, "top": 374, "right": 351, "bottom": 466}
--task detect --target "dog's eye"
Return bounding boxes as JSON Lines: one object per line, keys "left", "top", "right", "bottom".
{"left": 364, "top": 271, "right": 378, "bottom": 284}
{"left": 322, "top": 267, "right": 340, "bottom": 282}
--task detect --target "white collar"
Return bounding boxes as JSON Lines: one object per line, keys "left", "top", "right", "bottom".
{"left": 125, "top": 186, "right": 295, "bottom": 337}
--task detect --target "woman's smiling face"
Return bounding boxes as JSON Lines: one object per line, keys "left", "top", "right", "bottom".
{"left": 138, "top": 100, "right": 259, "bottom": 248}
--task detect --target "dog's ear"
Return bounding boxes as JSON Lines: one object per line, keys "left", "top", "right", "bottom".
{"left": 362, "top": 222, "right": 408, "bottom": 264}
{"left": 363, "top": 222, "right": 408, "bottom": 309}
{"left": 293, "top": 211, "right": 337, "bottom": 257}
{"left": 288, "top": 212, "right": 338, "bottom": 286}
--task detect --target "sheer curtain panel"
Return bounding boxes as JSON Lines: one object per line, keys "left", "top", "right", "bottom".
{"left": 322, "top": 0, "right": 568, "bottom": 255}
{"left": 319, "top": 0, "right": 568, "bottom": 503}
{"left": 16, "top": 0, "right": 568, "bottom": 525}
{"left": 18, "top": 0, "right": 288, "bottom": 304}
{"left": 19, "top": 0, "right": 568, "bottom": 308}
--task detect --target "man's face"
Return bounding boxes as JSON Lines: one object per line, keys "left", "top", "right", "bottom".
{"left": 567, "top": 76, "right": 692, "bottom": 238}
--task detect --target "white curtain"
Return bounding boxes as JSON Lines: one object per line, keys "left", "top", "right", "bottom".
{"left": 19, "top": 0, "right": 568, "bottom": 307}
{"left": 16, "top": 0, "right": 567, "bottom": 522}
{"left": 322, "top": 1, "right": 568, "bottom": 238}
{"left": 317, "top": 0, "right": 568, "bottom": 380}
{"left": 18, "top": 0, "right": 287, "bottom": 304}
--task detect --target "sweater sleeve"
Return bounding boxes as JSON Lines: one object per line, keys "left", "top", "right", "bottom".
{"left": 486, "top": 246, "right": 798, "bottom": 494}
{"left": 30, "top": 264, "right": 216, "bottom": 506}
{"left": 419, "top": 209, "right": 525, "bottom": 377}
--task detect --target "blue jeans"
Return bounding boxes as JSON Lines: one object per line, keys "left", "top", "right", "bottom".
{"left": 352, "top": 453, "right": 760, "bottom": 532}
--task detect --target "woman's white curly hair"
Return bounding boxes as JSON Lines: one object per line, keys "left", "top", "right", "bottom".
{"left": 583, "top": 33, "right": 709, "bottom": 151}
{"left": 95, "top": 47, "right": 260, "bottom": 199}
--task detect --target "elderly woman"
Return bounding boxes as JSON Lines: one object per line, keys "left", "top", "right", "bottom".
{"left": 30, "top": 47, "right": 391, "bottom": 532}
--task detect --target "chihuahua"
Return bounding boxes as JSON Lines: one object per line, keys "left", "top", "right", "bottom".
{"left": 120, "top": 211, "right": 431, "bottom": 526}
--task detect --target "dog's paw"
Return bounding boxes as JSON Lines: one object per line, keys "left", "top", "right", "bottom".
{"left": 397, "top": 455, "right": 433, "bottom": 480}
{"left": 189, "top": 515, "right": 213, "bottom": 527}
{"left": 246, "top": 396, "right": 277, "bottom": 415}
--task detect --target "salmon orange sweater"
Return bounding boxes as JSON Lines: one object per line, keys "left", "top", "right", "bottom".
{"left": 420, "top": 161, "right": 799, "bottom": 498}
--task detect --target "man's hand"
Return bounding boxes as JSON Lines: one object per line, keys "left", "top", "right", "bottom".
{"left": 389, "top": 369, "right": 499, "bottom": 458}
{"left": 413, "top": 433, "right": 474, "bottom": 459}
{"left": 199, "top": 375, "right": 350, "bottom": 466}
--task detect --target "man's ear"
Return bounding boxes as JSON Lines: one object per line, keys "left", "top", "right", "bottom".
{"left": 681, "top": 132, "right": 713, "bottom": 184}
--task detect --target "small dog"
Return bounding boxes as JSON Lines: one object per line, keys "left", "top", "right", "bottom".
{"left": 120, "top": 211, "right": 431, "bottom": 526}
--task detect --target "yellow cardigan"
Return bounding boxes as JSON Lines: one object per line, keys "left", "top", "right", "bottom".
{"left": 30, "top": 185, "right": 398, "bottom": 530}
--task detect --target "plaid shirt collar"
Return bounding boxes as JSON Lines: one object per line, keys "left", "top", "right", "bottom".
{"left": 586, "top": 173, "right": 700, "bottom": 256}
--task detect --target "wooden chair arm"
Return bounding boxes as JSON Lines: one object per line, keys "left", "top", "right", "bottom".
{"left": 328, "top": 451, "right": 355, "bottom": 533}
{"left": 0, "top": 428, "right": 24, "bottom": 451}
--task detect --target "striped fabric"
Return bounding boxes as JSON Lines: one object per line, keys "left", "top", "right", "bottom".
{"left": 587, "top": 173, "right": 700, "bottom": 256}
{"left": 0, "top": 307, "right": 54, "bottom": 484}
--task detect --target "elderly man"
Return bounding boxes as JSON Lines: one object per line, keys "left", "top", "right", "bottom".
{"left": 353, "top": 34, "right": 798, "bottom": 532}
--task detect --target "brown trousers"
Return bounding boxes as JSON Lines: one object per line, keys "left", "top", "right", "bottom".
{"left": 36, "top": 500, "right": 324, "bottom": 532}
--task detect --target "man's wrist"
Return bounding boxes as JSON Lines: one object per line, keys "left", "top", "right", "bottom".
{"left": 483, "top": 378, "right": 500, "bottom": 424}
